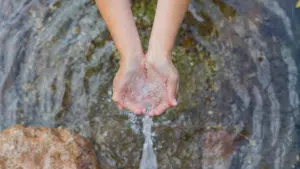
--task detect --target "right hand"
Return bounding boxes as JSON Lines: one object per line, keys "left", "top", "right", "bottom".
{"left": 112, "top": 56, "right": 146, "bottom": 114}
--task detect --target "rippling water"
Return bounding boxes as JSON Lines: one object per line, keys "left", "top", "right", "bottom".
{"left": 0, "top": 0, "right": 299, "bottom": 168}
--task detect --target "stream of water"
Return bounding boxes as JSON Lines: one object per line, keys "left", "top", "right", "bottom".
{"left": 139, "top": 108, "right": 157, "bottom": 169}
{"left": 0, "top": 0, "right": 300, "bottom": 168}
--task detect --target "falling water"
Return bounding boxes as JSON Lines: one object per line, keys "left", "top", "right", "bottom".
{"left": 139, "top": 108, "right": 158, "bottom": 169}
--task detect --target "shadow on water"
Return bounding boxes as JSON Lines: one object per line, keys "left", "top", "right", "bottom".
{"left": 0, "top": 0, "right": 300, "bottom": 168}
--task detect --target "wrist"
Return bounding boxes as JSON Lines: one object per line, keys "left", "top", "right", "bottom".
{"left": 148, "top": 31, "right": 175, "bottom": 58}
{"left": 146, "top": 47, "right": 172, "bottom": 64}
{"left": 120, "top": 50, "right": 144, "bottom": 69}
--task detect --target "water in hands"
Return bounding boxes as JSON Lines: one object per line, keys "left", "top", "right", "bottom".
{"left": 121, "top": 62, "right": 169, "bottom": 115}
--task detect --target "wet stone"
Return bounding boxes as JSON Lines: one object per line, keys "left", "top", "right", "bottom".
{"left": 0, "top": 125, "right": 100, "bottom": 169}
{"left": 72, "top": 26, "right": 81, "bottom": 35}
{"left": 202, "top": 130, "right": 236, "bottom": 169}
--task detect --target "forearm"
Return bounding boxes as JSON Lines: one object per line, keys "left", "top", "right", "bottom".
{"left": 95, "top": 0, "right": 143, "bottom": 60}
{"left": 148, "top": 0, "right": 190, "bottom": 58}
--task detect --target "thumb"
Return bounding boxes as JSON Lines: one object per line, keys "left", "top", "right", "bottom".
{"left": 167, "top": 73, "right": 178, "bottom": 106}
{"left": 112, "top": 77, "right": 126, "bottom": 106}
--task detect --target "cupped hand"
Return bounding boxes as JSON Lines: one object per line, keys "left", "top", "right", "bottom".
{"left": 112, "top": 52, "right": 179, "bottom": 116}
{"left": 112, "top": 56, "right": 147, "bottom": 114}
{"left": 145, "top": 51, "right": 179, "bottom": 116}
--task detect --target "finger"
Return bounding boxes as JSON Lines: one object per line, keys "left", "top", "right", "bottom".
{"left": 112, "top": 81, "right": 122, "bottom": 101}
{"left": 124, "top": 100, "right": 143, "bottom": 115}
{"left": 112, "top": 72, "right": 127, "bottom": 103}
{"left": 167, "top": 73, "right": 179, "bottom": 106}
{"left": 116, "top": 103, "right": 123, "bottom": 110}
{"left": 112, "top": 80, "right": 126, "bottom": 105}
{"left": 176, "top": 79, "right": 179, "bottom": 93}
{"left": 150, "top": 102, "right": 169, "bottom": 116}
{"left": 112, "top": 92, "right": 123, "bottom": 105}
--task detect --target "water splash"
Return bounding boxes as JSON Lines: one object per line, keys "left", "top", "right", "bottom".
{"left": 139, "top": 108, "right": 158, "bottom": 169}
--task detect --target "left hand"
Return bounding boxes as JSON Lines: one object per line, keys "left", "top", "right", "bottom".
{"left": 144, "top": 50, "right": 179, "bottom": 116}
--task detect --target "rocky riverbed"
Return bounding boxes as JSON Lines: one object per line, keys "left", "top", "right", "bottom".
{"left": 0, "top": 0, "right": 299, "bottom": 168}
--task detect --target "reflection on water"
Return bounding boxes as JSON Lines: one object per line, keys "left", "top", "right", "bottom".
{"left": 0, "top": 0, "right": 300, "bottom": 168}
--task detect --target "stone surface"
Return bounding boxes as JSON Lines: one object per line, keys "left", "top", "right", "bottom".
{"left": 0, "top": 125, "right": 99, "bottom": 169}
{"left": 202, "top": 130, "right": 235, "bottom": 169}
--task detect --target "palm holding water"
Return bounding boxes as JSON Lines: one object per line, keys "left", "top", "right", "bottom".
{"left": 112, "top": 55, "right": 177, "bottom": 116}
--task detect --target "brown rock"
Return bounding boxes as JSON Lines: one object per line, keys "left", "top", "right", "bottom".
{"left": 203, "top": 130, "right": 235, "bottom": 157}
{"left": 202, "top": 130, "right": 236, "bottom": 169}
{"left": 0, "top": 125, "right": 100, "bottom": 169}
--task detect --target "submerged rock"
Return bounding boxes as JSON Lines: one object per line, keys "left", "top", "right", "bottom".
{"left": 202, "top": 130, "right": 236, "bottom": 169}
{"left": 0, "top": 125, "right": 99, "bottom": 169}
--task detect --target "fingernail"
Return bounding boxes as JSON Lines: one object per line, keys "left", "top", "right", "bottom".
{"left": 172, "top": 99, "right": 178, "bottom": 106}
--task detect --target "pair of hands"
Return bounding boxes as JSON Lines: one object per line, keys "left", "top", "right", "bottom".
{"left": 112, "top": 51, "right": 179, "bottom": 116}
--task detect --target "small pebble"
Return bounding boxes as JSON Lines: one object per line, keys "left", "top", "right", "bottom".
{"left": 208, "top": 110, "right": 213, "bottom": 115}
{"left": 72, "top": 26, "right": 81, "bottom": 35}
{"left": 46, "top": 42, "right": 51, "bottom": 48}
{"left": 257, "top": 56, "right": 263, "bottom": 62}
{"left": 249, "top": 139, "right": 257, "bottom": 146}
{"left": 94, "top": 145, "right": 98, "bottom": 151}
{"left": 103, "top": 131, "right": 108, "bottom": 137}
{"left": 22, "top": 84, "right": 31, "bottom": 91}
{"left": 24, "top": 97, "right": 29, "bottom": 103}
{"left": 247, "top": 156, "right": 252, "bottom": 163}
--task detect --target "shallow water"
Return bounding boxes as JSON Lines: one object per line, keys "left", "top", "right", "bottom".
{"left": 0, "top": 0, "right": 300, "bottom": 168}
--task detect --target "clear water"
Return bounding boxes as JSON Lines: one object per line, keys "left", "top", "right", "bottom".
{"left": 0, "top": 0, "right": 300, "bottom": 168}
{"left": 139, "top": 108, "right": 157, "bottom": 169}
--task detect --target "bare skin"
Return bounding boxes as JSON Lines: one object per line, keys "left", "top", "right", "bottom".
{"left": 96, "top": 0, "right": 190, "bottom": 116}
